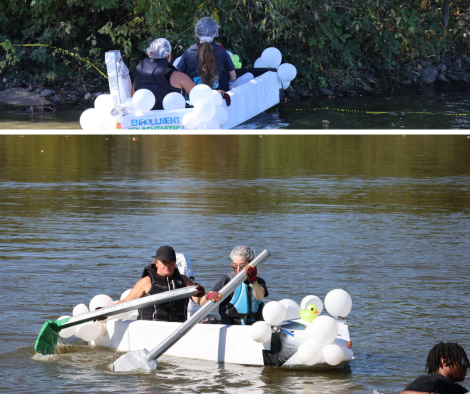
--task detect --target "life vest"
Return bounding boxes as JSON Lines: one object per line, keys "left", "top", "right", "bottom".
{"left": 134, "top": 58, "right": 182, "bottom": 110}
{"left": 183, "top": 43, "right": 230, "bottom": 91}
{"left": 138, "top": 264, "right": 189, "bottom": 322}
{"left": 225, "top": 271, "right": 264, "bottom": 325}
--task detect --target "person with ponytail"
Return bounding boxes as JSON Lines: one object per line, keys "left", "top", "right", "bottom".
{"left": 177, "top": 17, "right": 236, "bottom": 98}
{"left": 132, "top": 38, "right": 196, "bottom": 110}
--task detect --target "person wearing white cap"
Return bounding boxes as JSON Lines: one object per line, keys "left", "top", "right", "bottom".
{"left": 132, "top": 38, "right": 197, "bottom": 110}
{"left": 177, "top": 17, "right": 236, "bottom": 93}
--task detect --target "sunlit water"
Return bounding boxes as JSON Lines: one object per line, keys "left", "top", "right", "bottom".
{"left": 0, "top": 135, "right": 469, "bottom": 393}
{"left": 0, "top": 87, "right": 469, "bottom": 129}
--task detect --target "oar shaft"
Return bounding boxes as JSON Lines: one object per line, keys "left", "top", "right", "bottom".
{"left": 62, "top": 286, "right": 197, "bottom": 329}
{"left": 144, "top": 250, "right": 271, "bottom": 362}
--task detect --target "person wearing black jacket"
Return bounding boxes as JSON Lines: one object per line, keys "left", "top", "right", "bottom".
{"left": 401, "top": 342, "right": 468, "bottom": 394}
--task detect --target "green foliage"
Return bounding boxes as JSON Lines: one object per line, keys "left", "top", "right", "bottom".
{"left": 0, "top": 0, "right": 469, "bottom": 88}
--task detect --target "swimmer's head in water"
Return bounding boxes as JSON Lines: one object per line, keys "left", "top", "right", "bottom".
{"left": 146, "top": 38, "right": 172, "bottom": 59}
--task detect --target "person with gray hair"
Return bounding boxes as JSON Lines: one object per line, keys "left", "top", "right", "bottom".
{"left": 200, "top": 245, "right": 269, "bottom": 325}
{"left": 132, "top": 38, "right": 197, "bottom": 110}
{"left": 177, "top": 17, "right": 236, "bottom": 94}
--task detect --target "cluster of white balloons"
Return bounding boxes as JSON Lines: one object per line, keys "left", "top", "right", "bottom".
{"left": 253, "top": 47, "right": 297, "bottom": 90}
{"left": 80, "top": 94, "right": 116, "bottom": 131}
{"left": 182, "top": 85, "right": 228, "bottom": 130}
{"left": 298, "top": 289, "right": 352, "bottom": 366}
{"left": 56, "top": 289, "right": 136, "bottom": 343}
{"left": 249, "top": 288, "right": 352, "bottom": 367}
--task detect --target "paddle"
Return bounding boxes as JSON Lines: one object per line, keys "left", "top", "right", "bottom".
{"left": 112, "top": 249, "right": 272, "bottom": 372}
{"left": 34, "top": 286, "right": 197, "bottom": 355}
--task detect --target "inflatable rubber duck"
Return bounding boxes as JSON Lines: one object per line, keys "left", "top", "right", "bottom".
{"left": 300, "top": 304, "right": 319, "bottom": 322}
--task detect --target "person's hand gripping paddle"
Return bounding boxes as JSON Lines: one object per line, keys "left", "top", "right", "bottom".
{"left": 34, "top": 286, "right": 198, "bottom": 355}
{"left": 111, "top": 249, "right": 271, "bottom": 372}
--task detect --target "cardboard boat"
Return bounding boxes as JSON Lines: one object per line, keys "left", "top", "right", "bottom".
{"left": 113, "top": 71, "right": 281, "bottom": 130}
{"left": 105, "top": 50, "right": 281, "bottom": 130}
{"left": 92, "top": 317, "right": 353, "bottom": 369}
{"left": 88, "top": 253, "right": 354, "bottom": 370}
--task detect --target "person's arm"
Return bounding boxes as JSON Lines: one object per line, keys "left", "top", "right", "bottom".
{"left": 229, "top": 70, "right": 236, "bottom": 81}
{"left": 252, "top": 280, "right": 265, "bottom": 301}
{"left": 170, "top": 71, "right": 196, "bottom": 96}
{"left": 131, "top": 81, "right": 135, "bottom": 96}
{"left": 181, "top": 275, "right": 206, "bottom": 305}
{"left": 114, "top": 276, "right": 151, "bottom": 305}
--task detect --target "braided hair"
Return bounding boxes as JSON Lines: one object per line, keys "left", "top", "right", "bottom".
{"left": 425, "top": 342, "right": 469, "bottom": 374}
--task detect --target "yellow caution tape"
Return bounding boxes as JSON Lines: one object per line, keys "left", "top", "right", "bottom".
{"left": 0, "top": 43, "right": 108, "bottom": 79}
{"left": 294, "top": 107, "right": 469, "bottom": 116}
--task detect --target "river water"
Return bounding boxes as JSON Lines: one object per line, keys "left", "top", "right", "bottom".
{"left": 0, "top": 87, "right": 469, "bottom": 129}
{"left": 0, "top": 135, "right": 469, "bottom": 393}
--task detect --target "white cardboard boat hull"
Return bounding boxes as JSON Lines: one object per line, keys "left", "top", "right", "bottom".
{"left": 92, "top": 318, "right": 353, "bottom": 370}
{"left": 114, "top": 71, "right": 280, "bottom": 130}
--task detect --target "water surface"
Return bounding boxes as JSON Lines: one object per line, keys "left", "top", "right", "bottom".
{"left": 0, "top": 135, "right": 469, "bottom": 393}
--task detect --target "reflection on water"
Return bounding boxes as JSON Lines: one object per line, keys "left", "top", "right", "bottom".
{"left": 0, "top": 135, "right": 469, "bottom": 393}
{"left": 0, "top": 88, "right": 469, "bottom": 129}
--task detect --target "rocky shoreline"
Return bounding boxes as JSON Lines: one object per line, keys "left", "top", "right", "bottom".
{"left": 1, "top": 56, "right": 469, "bottom": 111}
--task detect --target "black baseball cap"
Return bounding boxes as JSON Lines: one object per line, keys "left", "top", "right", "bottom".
{"left": 152, "top": 245, "right": 176, "bottom": 261}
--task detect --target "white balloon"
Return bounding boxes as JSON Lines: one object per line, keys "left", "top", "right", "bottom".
{"left": 279, "top": 299, "right": 301, "bottom": 321}
{"left": 173, "top": 56, "right": 182, "bottom": 68}
{"left": 182, "top": 113, "right": 200, "bottom": 129}
{"left": 254, "top": 57, "right": 267, "bottom": 68}
{"left": 76, "top": 321, "right": 101, "bottom": 342}
{"left": 73, "top": 303, "right": 89, "bottom": 316}
{"left": 297, "top": 340, "right": 323, "bottom": 365}
{"left": 120, "top": 289, "right": 132, "bottom": 301}
{"left": 79, "top": 108, "right": 100, "bottom": 131}
{"left": 212, "top": 90, "right": 223, "bottom": 106}
{"left": 277, "top": 63, "right": 297, "bottom": 82}
{"left": 226, "top": 50, "right": 233, "bottom": 58}
{"left": 197, "top": 118, "right": 220, "bottom": 130}
{"left": 163, "top": 92, "right": 186, "bottom": 111}
{"left": 250, "top": 321, "right": 272, "bottom": 343}
{"left": 300, "top": 295, "right": 323, "bottom": 315}
{"left": 280, "top": 81, "right": 290, "bottom": 90}
{"left": 189, "top": 84, "right": 213, "bottom": 105}
{"left": 194, "top": 99, "right": 216, "bottom": 122}
{"left": 262, "top": 301, "right": 286, "bottom": 326}
{"left": 94, "top": 94, "right": 114, "bottom": 113}
{"left": 307, "top": 315, "right": 338, "bottom": 346}
{"left": 213, "top": 105, "right": 228, "bottom": 127}
{"left": 89, "top": 294, "right": 114, "bottom": 312}
{"left": 323, "top": 344, "right": 344, "bottom": 366}
{"left": 57, "top": 315, "right": 75, "bottom": 338}
{"left": 133, "top": 89, "right": 155, "bottom": 113}
{"left": 96, "top": 113, "right": 116, "bottom": 130}
{"left": 261, "top": 47, "right": 282, "bottom": 68}
{"left": 128, "top": 310, "right": 139, "bottom": 320}
{"left": 325, "top": 289, "right": 352, "bottom": 318}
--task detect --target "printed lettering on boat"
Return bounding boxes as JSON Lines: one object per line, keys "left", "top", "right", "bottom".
{"left": 130, "top": 117, "right": 181, "bottom": 127}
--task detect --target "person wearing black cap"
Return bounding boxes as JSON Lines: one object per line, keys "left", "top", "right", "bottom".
{"left": 112, "top": 245, "right": 207, "bottom": 322}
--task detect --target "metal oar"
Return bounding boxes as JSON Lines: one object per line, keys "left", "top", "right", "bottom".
{"left": 34, "top": 286, "right": 197, "bottom": 355}
{"left": 112, "top": 249, "right": 272, "bottom": 372}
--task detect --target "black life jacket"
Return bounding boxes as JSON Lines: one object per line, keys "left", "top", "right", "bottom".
{"left": 183, "top": 43, "right": 230, "bottom": 91}
{"left": 223, "top": 271, "right": 264, "bottom": 325}
{"left": 134, "top": 58, "right": 182, "bottom": 110}
{"left": 138, "top": 264, "right": 189, "bottom": 322}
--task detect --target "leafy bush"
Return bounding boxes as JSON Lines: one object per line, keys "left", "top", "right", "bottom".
{"left": 0, "top": 0, "right": 469, "bottom": 89}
